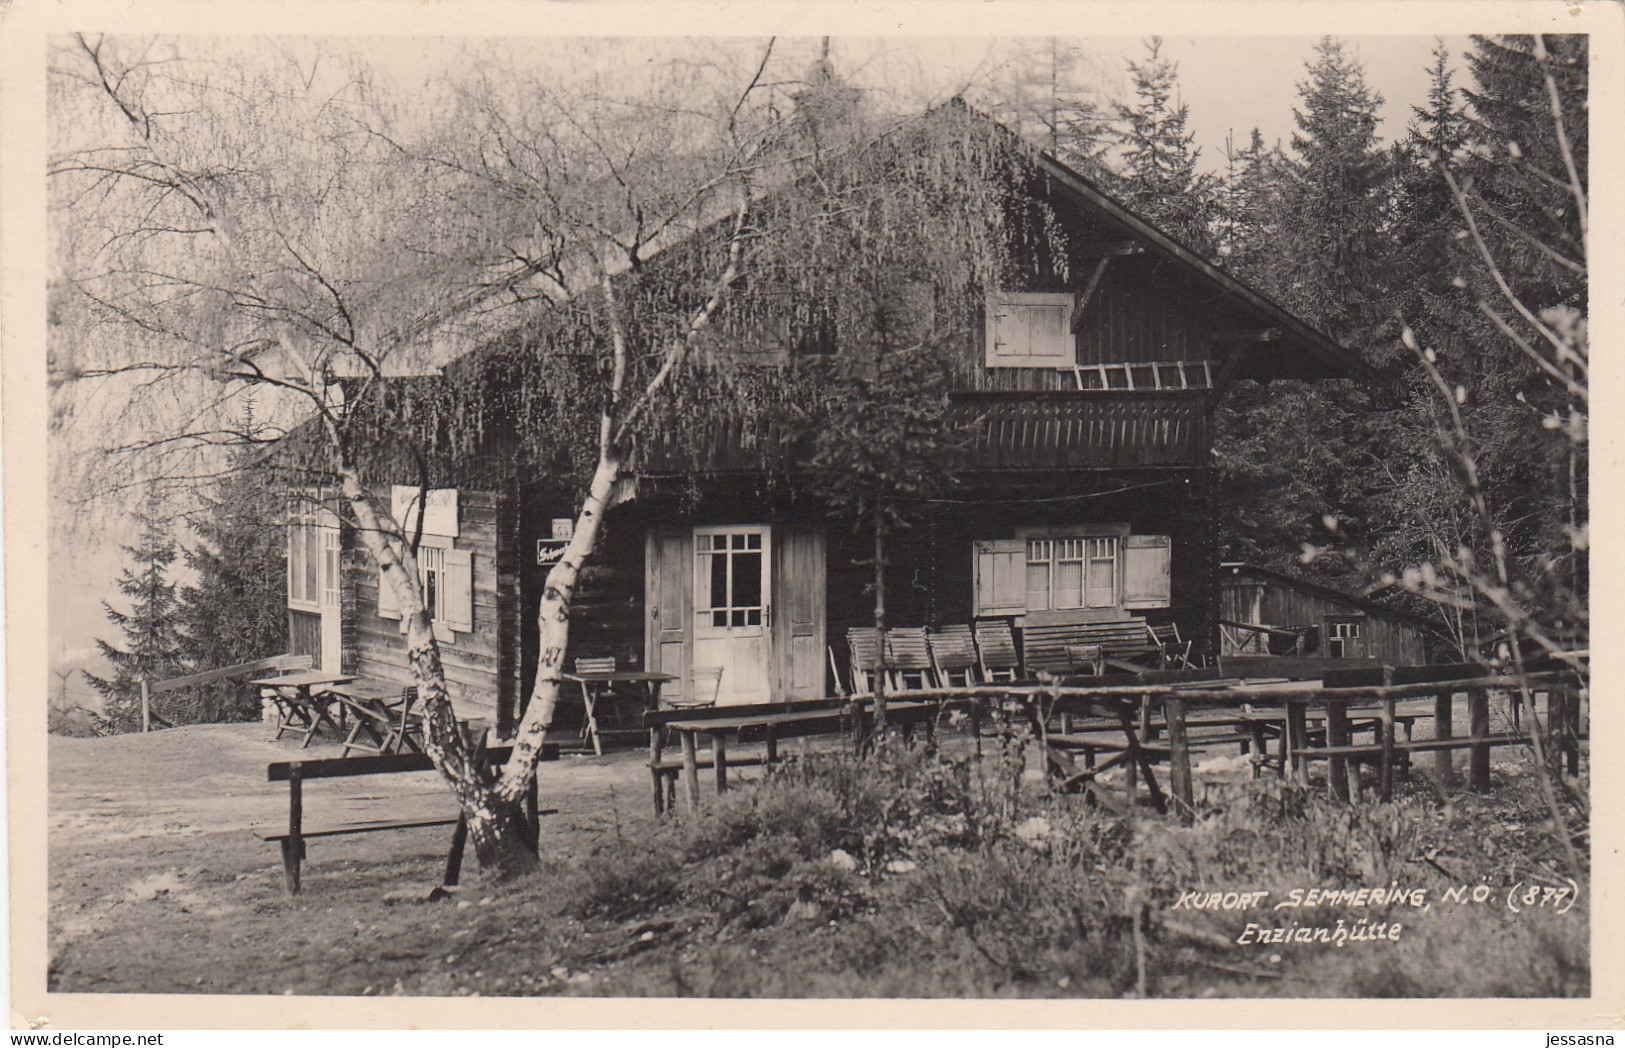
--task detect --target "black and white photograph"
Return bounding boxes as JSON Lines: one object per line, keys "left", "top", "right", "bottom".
{"left": 6, "top": 0, "right": 1618, "bottom": 1029}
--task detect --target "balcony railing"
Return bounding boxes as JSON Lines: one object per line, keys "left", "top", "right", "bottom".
{"left": 948, "top": 391, "right": 1209, "bottom": 470}
{"left": 638, "top": 390, "right": 1210, "bottom": 474}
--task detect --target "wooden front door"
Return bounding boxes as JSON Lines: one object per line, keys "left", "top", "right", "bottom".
{"left": 646, "top": 523, "right": 826, "bottom": 706}
{"left": 693, "top": 526, "right": 772, "bottom": 705}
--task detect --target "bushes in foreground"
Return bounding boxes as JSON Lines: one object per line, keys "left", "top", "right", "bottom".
{"left": 559, "top": 738, "right": 1589, "bottom": 998}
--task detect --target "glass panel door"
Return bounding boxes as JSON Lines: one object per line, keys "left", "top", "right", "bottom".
{"left": 694, "top": 526, "right": 772, "bottom": 704}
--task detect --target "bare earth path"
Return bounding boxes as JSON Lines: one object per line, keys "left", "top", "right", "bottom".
{"left": 48, "top": 723, "right": 660, "bottom": 995}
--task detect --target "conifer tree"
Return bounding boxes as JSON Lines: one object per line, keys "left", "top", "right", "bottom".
{"left": 1216, "top": 127, "right": 1291, "bottom": 277}
{"left": 987, "top": 38, "right": 1115, "bottom": 182}
{"left": 1112, "top": 37, "right": 1217, "bottom": 256}
{"left": 1277, "top": 36, "right": 1394, "bottom": 353}
{"left": 83, "top": 500, "right": 185, "bottom": 732}
{"left": 173, "top": 466, "right": 288, "bottom": 721}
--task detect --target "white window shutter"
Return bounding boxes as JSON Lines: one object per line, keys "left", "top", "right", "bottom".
{"left": 1124, "top": 535, "right": 1172, "bottom": 609}
{"left": 444, "top": 549, "right": 474, "bottom": 633}
{"left": 974, "top": 539, "right": 1026, "bottom": 616}
{"left": 377, "top": 564, "right": 401, "bottom": 621}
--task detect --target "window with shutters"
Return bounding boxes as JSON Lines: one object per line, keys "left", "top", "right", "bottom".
{"left": 974, "top": 530, "right": 1170, "bottom": 617}
{"left": 377, "top": 488, "right": 473, "bottom": 644}
{"left": 985, "top": 292, "right": 1075, "bottom": 368}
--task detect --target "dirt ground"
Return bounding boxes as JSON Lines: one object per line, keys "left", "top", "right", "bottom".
{"left": 45, "top": 698, "right": 1585, "bottom": 999}
{"left": 47, "top": 723, "right": 667, "bottom": 995}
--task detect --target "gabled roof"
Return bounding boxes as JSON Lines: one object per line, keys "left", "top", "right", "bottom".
{"left": 361, "top": 98, "right": 1364, "bottom": 386}
{"left": 935, "top": 99, "right": 1363, "bottom": 383}
{"left": 1221, "top": 561, "right": 1439, "bottom": 632}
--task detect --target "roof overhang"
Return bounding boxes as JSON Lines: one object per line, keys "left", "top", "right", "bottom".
{"left": 1030, "top": 153, "right": 1371, "bottom": 385}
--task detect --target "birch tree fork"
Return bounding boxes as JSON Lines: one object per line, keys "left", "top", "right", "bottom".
{"left": 49, "top": 34, "right": 547, "bottom": 874}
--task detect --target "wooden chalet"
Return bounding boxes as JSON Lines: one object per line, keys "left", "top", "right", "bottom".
{"left": 279, "top": 106, "right": 1365, "bottom": 735}
{"left": 1219, "top": 561, "right": 1440, "bottom": 662}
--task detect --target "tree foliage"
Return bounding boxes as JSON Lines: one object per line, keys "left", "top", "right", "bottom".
{"left": 173, "top": 447, "right": 290, "bottom": 723}
{"left": 1111, "top": 38, "right": 1218, "bottom": 256}
{"left": 82, "top": 501, "right": 184, "bottom": 732}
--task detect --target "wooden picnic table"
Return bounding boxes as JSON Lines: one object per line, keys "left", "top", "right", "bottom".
{"left": 664, "top": 700, "right": 936, "bottom": 810}
{"left": 325, "top": 679, "right": 423, "bottom": 758}
{"left": 560, "top": 670, "right": 674, "bottom": 756}
{"left": 251, "top": 670, "right": 356, "bottom": 748}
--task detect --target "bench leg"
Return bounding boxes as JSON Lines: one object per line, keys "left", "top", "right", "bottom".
{"left": 444, "top": 816, "right": 469, "bottom": 887}
{"left": 681, "top": 732, "right": 701, "bottom": 812}
{"left": 280, "top": 838, "right": 303, "bottom": 895}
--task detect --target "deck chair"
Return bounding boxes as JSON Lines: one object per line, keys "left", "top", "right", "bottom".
{"left": 973, "top": 620, "right": 1021, "bottom": 682}
{"left": 885, "top": 627, "right": 936, "bottom": 690}
{"left": 928, "top": 625, "right": 979, "bottom": 687}
{"left": 1147, "top": 623, "right": 1193, "bottom": 669}
{"left": 847, "top": 627, "right": 884, "bottom": 693}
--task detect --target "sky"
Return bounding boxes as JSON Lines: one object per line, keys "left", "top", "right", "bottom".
{"left": 355, "top": 33, "right": 1473, "bottom": 171}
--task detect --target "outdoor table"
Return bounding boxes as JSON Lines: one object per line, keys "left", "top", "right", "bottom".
{"left": 664, "top": 700, "right": 935, "bottom": 810}
{"left": 559, "top": 670, "right": 675, "bottom": 756}
{"left": 325, "top": 679, "right": 423, "bottom": 757}
{"left": 251, "top": 670, "right": 357, "bottom": 749}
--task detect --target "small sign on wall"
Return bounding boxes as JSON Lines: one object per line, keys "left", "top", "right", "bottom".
{"left": 551, "top": 518, "right": 575, "bottom": 541}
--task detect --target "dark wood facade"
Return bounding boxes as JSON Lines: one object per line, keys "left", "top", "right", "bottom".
{"left": 1219, "top": 563, "right": 1435, "bottom": 663}
{"left": 288, "top": 108, "right": 1361, "bottom": 733}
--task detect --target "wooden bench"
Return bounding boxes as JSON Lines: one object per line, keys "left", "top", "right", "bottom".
{"left": 646, "top": 699, "right": 848, "bottom": 814}
{"left": 259, "top": 743, "right": 559, "bottom": 893}
{"left": 1022, "top": 620, "right": 1155, "bottom": 676}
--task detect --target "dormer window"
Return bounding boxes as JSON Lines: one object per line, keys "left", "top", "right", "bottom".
{"left": 985, "top": 292, "right": 1075, "bottom": 368}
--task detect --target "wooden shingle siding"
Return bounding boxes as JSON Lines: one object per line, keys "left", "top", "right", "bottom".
{"left": 353, "top": 487, "right": 506, "bottom": 724}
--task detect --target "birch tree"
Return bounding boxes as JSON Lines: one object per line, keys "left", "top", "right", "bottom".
{"left": 396, "top": 43, "right": 794, "bottom": 809}
{"left": 50, "top": 34, "right": 788, "bottom": 874}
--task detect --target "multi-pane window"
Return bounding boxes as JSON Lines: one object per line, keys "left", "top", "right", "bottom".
{"left": 1024, "top": 537, "right": 1118, "bottom": 611}
{"left": 287, "top": 508, "right": 322, "bottom": 610}
{"left": 696, "top": 531, "right": 764, "bottom": 628}
{"left": 1327, "top": 617, "right": 1365, "bottom": 657}
{"left": 975, "top": 531, "right": 1167, "bottom": 617}
{"left": 376, "top": 488, "right": 473, "bottom": 640}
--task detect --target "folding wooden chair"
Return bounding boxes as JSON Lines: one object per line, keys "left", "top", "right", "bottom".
{"left": 973, "top": 620, "right": 1021, "bottom": 682}
{"left": 885, "top": 627, "right": 937, "bottom": 690}
{"left": 261, "top": 654, "right": 316, "bottom": 740}
{"left": 928, "top": 625, "right": 979, "bottom": 687}
{"left": 574, "top": 656, "right": 618, "bottom": 748}
{"left": 675, "top": 666, "right": 724, "bottom": 710}
{"left": 1147, "top": 623, "right": 1193, "bottom": 669}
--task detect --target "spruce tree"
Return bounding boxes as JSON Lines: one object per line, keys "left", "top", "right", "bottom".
{"left": 1216, "top": 127, "right": 1291, "bottom": 278}
{"left": 988, "top": 38, "right": 1115, "bottom": 183}
{"left": 83, "top": 503, "right": 185, "bottom": 732}
{"left": 174, "top": 461, "right": 288, "bottom": 723}
{"left": 1112, "top": 37, "right": 1218, "bottom": 255}
{"left": 1214, "top": 39, "right": 1393, "bottom": 586}
{"left": 1278, "top": 36, "right": 1394, "bottom": 353}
